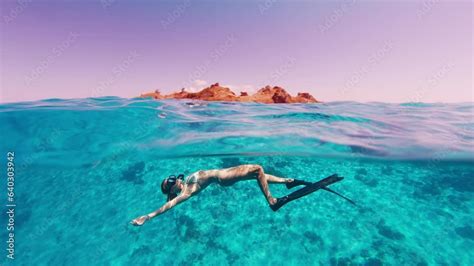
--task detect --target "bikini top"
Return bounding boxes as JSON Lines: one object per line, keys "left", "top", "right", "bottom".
{"left": 184, "top": 171, "right": 200, "bottom": 185}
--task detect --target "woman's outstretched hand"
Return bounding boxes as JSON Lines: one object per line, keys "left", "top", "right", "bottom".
{"left": 130, "top": 215, "right": 149, "bottom": 226}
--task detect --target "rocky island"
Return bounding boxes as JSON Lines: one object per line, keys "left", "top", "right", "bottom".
{"left": 140, "top": 83, "right": 320, "bottom": 104}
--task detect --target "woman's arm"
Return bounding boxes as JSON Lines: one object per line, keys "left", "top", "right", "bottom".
{"left": 130, "top": 193, "right": 191, "bottom": 226}
{"left": 148, "top": 193, "right": 190, "bottom": 218}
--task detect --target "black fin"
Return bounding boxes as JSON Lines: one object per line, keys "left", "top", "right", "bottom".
{"left": 285, "top": 174, "right": 339, "bottom": 189}
{"left": 270, "top": 196, "right": 289, "bottom": 211}
{"left": 285, "top": 179, "right": 312, "bottom": 189}
{"left": 322, "top": 187, "right": 356, "bottom": 206}
{"left": 270, "top": 174, "right": 343, "bottom": 211}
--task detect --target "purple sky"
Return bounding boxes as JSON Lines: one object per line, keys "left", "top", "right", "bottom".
{"left": 0, "top": 0, "right": 472, "bottom": 103}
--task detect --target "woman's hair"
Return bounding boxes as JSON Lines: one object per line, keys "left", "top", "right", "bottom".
{"left": 161, "top": 178, "right": 178, "bottom": 201}
{"left": 167, "top": 192, "right": 178, "bottom": 202}
{"left": 161, "top": 179, "right": 171, "bottom": 194}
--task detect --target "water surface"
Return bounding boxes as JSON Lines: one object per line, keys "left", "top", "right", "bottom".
{"left": 0, "top": 98, "right": 473, "bottom": 265}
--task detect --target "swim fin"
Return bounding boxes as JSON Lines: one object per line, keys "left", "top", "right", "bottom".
{"left": 270, "top": 174, "right": 343, "bottom": 211}
{"left": 321, "top": 187, "right": 357, "bottom": 206}
{"left": 285, "top": 179, "right": 311, "bottom": 189}
{"left": 286, "top": 176, "right": 357, "bottom": 206}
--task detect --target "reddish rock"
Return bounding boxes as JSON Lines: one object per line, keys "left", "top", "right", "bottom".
{"left": 166, "top": 89, "right": 190, "bottom": 99}
{"left": 252, "top": 86, "right": 292, "bottom": 103}
{"left": 140, "top": 91, "right": 163, "bottom": 99}
{"left": 271, "top": 88, "right": 292, "bottom": 103}
{"left": 294, "top": 92, "right": 319, "bottom": 103}
{"left": 140, "top": 83, "right": 319, "bottom": 104}
{"left": 192, "top": 85, "right": 237, "bottom": 101}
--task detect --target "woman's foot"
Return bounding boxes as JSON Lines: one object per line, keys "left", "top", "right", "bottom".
{"left": 268, "top": 197, "right": 278, "bottom": 205}
{"left": 285, "top": 179, "right": 310, "bottom": 189}
{"left": 269, "top": 196, "right": 289, "bottom": 212}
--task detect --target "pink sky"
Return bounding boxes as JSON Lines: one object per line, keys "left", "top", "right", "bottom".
{"left": 0, "top": 0, "right": 472, "bottom": 103}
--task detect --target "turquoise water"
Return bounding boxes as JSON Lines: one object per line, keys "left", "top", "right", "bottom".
{"left": 0, "top": 98, "right": 473, "bottom": 265}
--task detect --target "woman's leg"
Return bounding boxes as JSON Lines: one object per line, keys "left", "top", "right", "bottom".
{"left": 213, "top": 164, "right": 290, "bottom": 206}
{"left": 249, "top": 165, "right": 280, "bottom": 205}
{"left": 265, "top": 174, "right": 293, "bottom": 184}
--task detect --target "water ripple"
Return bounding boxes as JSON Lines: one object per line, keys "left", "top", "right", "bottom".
{"left": 0, "top": 98, "right": 472, "bottom": 164}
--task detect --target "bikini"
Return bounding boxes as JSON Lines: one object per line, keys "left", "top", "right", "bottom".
{"left": 184, "top": 172, "right": 200, "bottom": 185}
